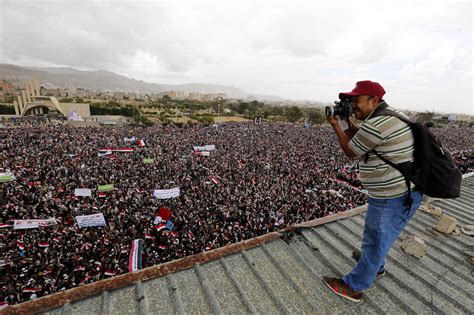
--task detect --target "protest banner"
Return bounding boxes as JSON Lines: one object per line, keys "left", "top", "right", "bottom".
{"left": 153, "top": 187, "right": 180, "bottom": 199}
{"left": 98, "top": 148, "right": 134, "bottom": 152}
{"left": 98, "top": 184, "right": 114, "bottom": 192}
{"left": 14, "top": 218, "right": 57, "bottom": 230}
{"left": 143, "top": 158, "right": 154, "bottom": 164}
{"left": 193, "top": 145, "right": 216, "bottom": 151}
{"left": 75, "top": 213, "right": 107, "bottom": 228}
{"left": 74, "top": 188, "right": 92, "bottom": 197}
{"left": 0, "top": 172, "right": 14, "bottom": 182}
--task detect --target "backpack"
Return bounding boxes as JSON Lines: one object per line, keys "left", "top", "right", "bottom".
{"left": 366, "top": 103, "right": 462, "bottom": 206}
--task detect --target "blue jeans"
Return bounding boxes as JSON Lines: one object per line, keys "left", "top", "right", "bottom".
{"left": 343, "top": 191, "right": 423, "bottom": 291}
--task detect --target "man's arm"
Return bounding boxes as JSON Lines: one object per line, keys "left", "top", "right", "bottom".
{"left": 344, "top": 118, "right": 359, "bottom": 139}
{"left": 327, "top": 116, "right": 358, "bottom": 159}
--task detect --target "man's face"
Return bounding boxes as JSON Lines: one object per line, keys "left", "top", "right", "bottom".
{"left": 351, "top": 95, "right": 377, "bottom": 120}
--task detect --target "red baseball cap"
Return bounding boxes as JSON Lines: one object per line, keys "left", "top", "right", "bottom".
{"left": 339, "top": 80, "right": 386, "bottom": 100}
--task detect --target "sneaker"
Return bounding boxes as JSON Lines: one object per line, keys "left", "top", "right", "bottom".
{"left": 352, "top": 249, "right": 386, "bottom": 277}
{"left": 322, "top": 276, "right": 363, "bottom": 303}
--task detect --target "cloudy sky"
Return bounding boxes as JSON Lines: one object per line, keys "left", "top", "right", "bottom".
{"left": 0, "top": 0, "right": 472, "bottom": 114}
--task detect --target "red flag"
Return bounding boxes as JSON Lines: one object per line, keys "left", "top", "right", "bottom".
{"left": 158, "top": 207, "right": 172, "bottom": 221}
{"left": 104, "top": 270, "right": 116, "bottom": 276}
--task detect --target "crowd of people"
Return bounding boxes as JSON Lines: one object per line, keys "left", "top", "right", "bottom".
{"left": 0, "top": 122, "right": 472, "bottom": 306}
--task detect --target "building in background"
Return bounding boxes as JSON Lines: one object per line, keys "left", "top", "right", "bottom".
{"left": 12, "top": 78, "right": 90, "bottom": 118}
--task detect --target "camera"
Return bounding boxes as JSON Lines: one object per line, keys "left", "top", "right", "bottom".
{"left": 325, "top": 100, "right": 353, "bottom": 118}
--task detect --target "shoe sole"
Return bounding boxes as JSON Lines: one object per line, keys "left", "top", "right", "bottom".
{"left": 322, "top": 279, "right": 361, "bottom": 303}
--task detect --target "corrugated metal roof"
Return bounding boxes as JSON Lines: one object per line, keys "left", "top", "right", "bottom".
{"left": 6, "top": 177, "right": 473, "bottom": 314}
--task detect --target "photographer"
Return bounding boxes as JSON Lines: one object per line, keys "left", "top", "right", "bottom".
{"left": 323, "top": 80, "right": 423, "bottom": 303}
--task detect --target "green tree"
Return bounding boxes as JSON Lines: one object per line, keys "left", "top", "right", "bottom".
{"left": 285, "top": 106, "right": 303, "bottom": 123}
{"left": 307, "top": 108, "right": 325, "bottom": 124}
{"left": 416, "top": 111, "right": 434, "bottom": 124}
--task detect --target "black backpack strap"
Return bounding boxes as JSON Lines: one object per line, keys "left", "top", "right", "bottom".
{"left": 371, "top": 150, "right": 413, "bottom": 208}
{"left": 367, "top": 104, "right": 414, "bottom": 208}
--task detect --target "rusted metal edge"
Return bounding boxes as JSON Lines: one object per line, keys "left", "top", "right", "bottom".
{"left": 4, "top": 232, "right": 282, "bottom": 315}
{"left": 281, "top": 204, "right": 368, "bottom": 232}
{"left": 4, "top": 204, "right": 369, "bottom": 315}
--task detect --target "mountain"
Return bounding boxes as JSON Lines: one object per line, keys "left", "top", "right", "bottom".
{"left": 0, "top": 64, "right": 254, "bottom": 99}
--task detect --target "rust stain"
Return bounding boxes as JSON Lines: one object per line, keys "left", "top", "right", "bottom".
{"left": 4, "top": 232, "right": 282, "bottom": 315}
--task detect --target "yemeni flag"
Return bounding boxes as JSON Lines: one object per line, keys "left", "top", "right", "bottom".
{"left": 17, "top": 240, "right": 25, "bottom": 250}
{"left": 158, "top": 244, "right": 167, "bottom": 250}
{"left": 137, "top": 139, "right": 146, "bottom": 147}
{"left": 145, "top": 233, "right": 153, "bottom": 239}
{"left": 104, "top": 270, "right": 116, "bottom": 276}
{"left": 0, "top": 301, "right": 9, "bottom": 310}
{"left": 128, "top": 239, "right": 143, "bottom": 272}
{"left": 98, "top": 184, "right": 114, "bottom": 192}
{"left": 98, "top": 192, "right": 107, "bottom": 198}
{"left": 74, "top": 266, "right": 86, "bottom": 272}
{"left": 0, "top": 223, "right": 13, "bottom": 228}
{"left": 155, "top": 223, "right": 167, "bottom": 231}
{"left": 53, "top": 237, "right": 61, "bottom": 242}
{"left": 38, "top": 242, "right": 49, "bottom": 248}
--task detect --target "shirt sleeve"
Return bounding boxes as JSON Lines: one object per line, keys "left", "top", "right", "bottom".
{"left": 348, "top": 120, "right": 384, "bottom": 156}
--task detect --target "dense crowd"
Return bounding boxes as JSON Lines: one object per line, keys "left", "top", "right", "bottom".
{"left": 0, "top": 122, "right": 472, "bottom": 306}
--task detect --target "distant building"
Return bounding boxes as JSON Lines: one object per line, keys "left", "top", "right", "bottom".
{"left": 11, "top": 78, "right": 90, "bottom": 118}
{"left": 0, "top": 80, "right": 14, "bottom": 93}
{"left": 202, "top": 93, "right": 217, "bottom": 101}
{"left": 188, "top": 92, "right": 202, "bottom": 100}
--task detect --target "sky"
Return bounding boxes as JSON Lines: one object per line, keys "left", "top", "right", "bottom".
{"left": 0, "top": 0, "right": 472, "bottom": 114}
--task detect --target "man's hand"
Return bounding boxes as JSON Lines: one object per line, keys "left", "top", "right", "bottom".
{"left": 327, "top": 115, "right": 358, "bottom": 159}
{"left": 326, "top": 115, "right": 339, "bottom": 127}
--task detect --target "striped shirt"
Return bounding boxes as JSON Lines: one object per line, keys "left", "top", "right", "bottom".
{"left": 348, "top": 102, "right": 414, "bottom": 199}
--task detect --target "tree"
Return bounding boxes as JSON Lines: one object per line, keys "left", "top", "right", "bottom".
{"left": 416, "top": 111, "right": 434, "bottom": 124}
{"left": 285, "top": 106, "right": 303, "bottom": 123}
{"left": 307, "top": 109, "right": 325, "bottom": 124}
